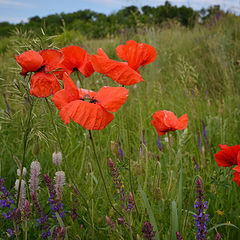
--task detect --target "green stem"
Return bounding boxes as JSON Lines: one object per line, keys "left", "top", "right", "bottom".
{"left": 88, "top": 130, "right": 121, "bottom": 216}
{"left": 44, "top": 98, "right": 95, "bottom": 232}
{"left": 76, "top": 71, "right": 84, "bottom": 88}
{"left": 17, "top": 97, "right": 34, "bottom": 208}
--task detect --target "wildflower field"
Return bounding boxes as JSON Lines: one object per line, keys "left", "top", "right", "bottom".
{"left": 0, "top": 14, "right": 240, "bottom": 240}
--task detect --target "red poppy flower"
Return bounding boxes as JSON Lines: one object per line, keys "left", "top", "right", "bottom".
{"left": 60, "top": 46, "right": 94, "bottom": 78}
{"left": 15, "top": 50, "right": 44, "bottom": 75}
{"left": 214, "top": 144, "right": 240, "bottom": 167}
{"left": 151, "top": 110, "right": 188, "bottom": 136}
{"left": 30, "top": 72, "right": 61, "bottom": 98}
{"left": 52, "top": 73, "right": 129, "bottom": 130}
{"left": 15, "top": 49, "right": 63, "bottom": 75}
{"left": 91, "top": 48, "right": 144, "bottom": 85}
{"left": 116, "top": 40, "right": 157, "bottom": 71}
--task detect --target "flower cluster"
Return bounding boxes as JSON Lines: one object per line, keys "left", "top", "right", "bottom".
{"left": 31, "top": 192, "right": 50, "bottom": 238}
{"left": 0, "top": 177, "right": 14, "bottom": 219}
{"left": 193, "top": 178, "right": 209, "bottom": 240}
{"left": 108, "top": 158, "right": 126, "bottom": 209}
{"left": 44, "top": 174, "right": 65, "bottom": 219}
{"left": 142, "top": 222, "right": 156, "bottom": 240}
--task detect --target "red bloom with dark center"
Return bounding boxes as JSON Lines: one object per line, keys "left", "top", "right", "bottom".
{"left": 52, "top": 73, "right": 129, "bottom": 130}
{"left": 30, "top": 72, "right": 61, "bottom": 98}
{"left": 214, "top": 144, "right": 240, "bottom": 167}
{"left": 59, "top": 46, "right": 94, "bottom": 78}
{"left": 91, "top": 48, "right": 144, "bottom": 85}
{"left": 151, "top": 110, "right": 188, "bottom": 136}
{"left": 116, "top": 40, "right": 157, "bottom": 71}
{"left": 15, "top": 49, "right": 64, "bottom": 75}
{"left": 15, "top": 49, "right": 64, "bottom": 97}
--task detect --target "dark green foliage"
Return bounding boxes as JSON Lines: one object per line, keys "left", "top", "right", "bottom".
{"left": 0, "top": 2, "right": 225, "bottom": 39}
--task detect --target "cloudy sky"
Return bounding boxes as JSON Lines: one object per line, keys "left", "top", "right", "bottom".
{"left": 0, "top": 0, "right": 239, "bottom": 23}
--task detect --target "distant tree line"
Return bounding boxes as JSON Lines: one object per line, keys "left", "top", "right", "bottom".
{"left": 0, "top": 2, "right": 225, "bottom": 39}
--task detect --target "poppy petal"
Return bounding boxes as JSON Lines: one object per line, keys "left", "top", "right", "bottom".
{"left": 59, "top": 100, "right": 114, "bottom": 130}
{"left": 62, "top": 73, "right": 80, "bottom": 102}
{"left": 39, "top": 49, "right": 64, "bottom": 72}
{"left": 91, "top": 49, "right": 144, "bottom": 85}
{"left": 219, "top": 144, "right": 229, "bottom": 150}
{"left": 15, "top": 50, "right": 43, "bottom": 73}
{"left": 151, "top": 111, "right": 169, "bottom": 135}
{"left": 233, "top": 171, "right": 240, "bottom": 187}
{"left": 116, "top": 40, "right": 157, "bottom": 71}
{"left": 30, "top": 72, "right": 60, "bottom": 98}
{"left": 94, "top": 86, "right": 129, "bottom": 112}
{"left": 214, "top": 145, "right": 240, "bottom": 167}
{"left": 176, "top": 114, "right": 188, "bottom": 130}
{"left": 61, "top": 46, "right": 94, "bottom": 77}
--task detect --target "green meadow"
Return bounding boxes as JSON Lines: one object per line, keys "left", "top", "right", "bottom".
{"left": 0, "top": 13, "right": 240, "bottom": 239}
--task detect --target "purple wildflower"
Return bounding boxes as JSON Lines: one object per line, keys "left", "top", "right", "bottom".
{"left": 215, "top": 233, "right": 221, "bottom": 240}
{"left": 127, "top": 192, "right": 135, "bottom": 210}
{"left": 142, "top": 222, "right": 156, "bottom": 240}
{"left": 23, "top": 200, "right": 31, "bottom": 221}
{"left": 197, "top": 131, "right": 201, "bottom": 150}
{"left": 31, "top": 192, "right": 50, "bottom": 239}
{"left": 70, "top": 186, "right": 79, "bottom": 222}
{"left": 193, "top": 178, "right": 209, "bottom": 240}
{"left": 117, "top": 141, "right": 124, "bottom": 161}
{"left": 105, "top": 216, "right": 115, "bottom": 229}
{"left": 193, "top": 157, "right": 200, "bottom": 170}
{"left": 108, "top": 158, "right": 126, "bottom": 209}
{"left": 44, "top": 174, "right": 65, "bottom": 219}
{"left": 157, "top": 136, "right": 163, "bottom": 151}
{"left": 142, "top": 130, "right": 147, "bottom": 147}
{"left": 0, "top": 176, "right": 14, "bottom": 219}
{"left": 176, "top": 232, "right": 183, "bottom": 240}
{"left": 201, "top": 121, "right": 209, "bottom": 150}
{"left": 53, "top": 226, "right": 66, "bottom": 239}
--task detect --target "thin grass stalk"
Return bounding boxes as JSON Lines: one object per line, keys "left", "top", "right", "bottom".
{"left": 88, "top": 130, "right": 121, "bottom": 216}
{"left": 76, "top": 71, "right": 84, "bottom": 88}
{"left": 17, "top": 96, "right": 34, "bottom": 208}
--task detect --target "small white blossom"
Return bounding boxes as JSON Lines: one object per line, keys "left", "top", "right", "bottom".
{"left": 52, "top": 151, "right": 62, "bottom": 166}
{"left": 29, "top": 161, "right": 41, "bottom": 195}
{"left": 54, "top": 171, "right": 65, "bottom": 200}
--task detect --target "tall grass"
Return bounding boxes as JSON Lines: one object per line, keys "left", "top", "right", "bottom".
{"left": 0, "top": 14, "right": 239, "bottom": 239}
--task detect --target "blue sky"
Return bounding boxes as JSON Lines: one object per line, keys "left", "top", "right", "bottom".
{"left": 0, "top": 0, "right": 239, "bottom": 23}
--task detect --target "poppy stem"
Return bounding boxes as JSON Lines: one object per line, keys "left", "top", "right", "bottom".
{"left": 17, "top": 95, "right": 34, "bottom": 208}
{"left": 44, "top": 98, "right": 94, "bottom": 228}
{"left": 89, "top": 130, "right": 122, "bottom": 216}
{"left": 76, "top": 71, "right": 84, "bottom": 88}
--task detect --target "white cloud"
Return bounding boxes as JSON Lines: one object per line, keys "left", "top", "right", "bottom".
{"left": 0, "top": 0, "right": 35, "bottom": 8}
{"left": 0, "top": 16, "right": 28, "bottom": 23}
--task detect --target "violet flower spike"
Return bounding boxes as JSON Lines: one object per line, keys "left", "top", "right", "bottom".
{"left": 176, "top": 232, "right": 183, "bottom": 240}
{"left": 31, "top": 192, "right": 50, "bottom": 239}
{"left": 108, "top": 158, "right": 126, "bottom": 209}
{"left": 142, "top": 222, "right": 156, "bottom": 240}
{"left": 117, "top": 141, "right": 124, "bottom": 161}
{"left": 215, "top": 233, "right": 221, "bottom": 240}
{"left": 44, "top": 174, "right": 65, "bottom": 219}
{"left": 193, "top": 178, "right": 209, "bottom": 240}
{"left": 197, "top": 131, "right": 201, "bottom": 151}
{"left": 0, "top": 177, "right": 14, "bottom": 219}
{"left": 157, "top": 136, "right": 163, "bottom": 151}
